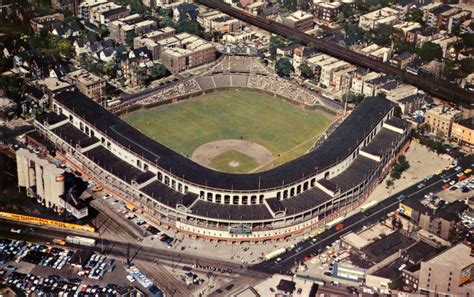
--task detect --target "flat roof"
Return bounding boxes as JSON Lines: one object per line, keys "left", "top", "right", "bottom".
{"left": 425, "top": 242, "right": 473, "bottom": 268}
{"left": 53, "top": 91, "right": 394, "bottom": 191}
{"left": 362, "top": 231, "right": 416, "bottom": 263}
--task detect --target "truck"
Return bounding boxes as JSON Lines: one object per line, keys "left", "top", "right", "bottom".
{"left": 66, "top": 235, "right": 96, "bottom": 247}
{"left": 264, "top": 248, "right": 287, "bottom": 261}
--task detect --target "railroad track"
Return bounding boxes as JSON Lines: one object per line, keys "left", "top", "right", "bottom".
{"left": 196, "top": 0, "right": 473, "bottom": 105}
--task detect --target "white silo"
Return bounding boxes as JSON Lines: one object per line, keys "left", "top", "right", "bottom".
{"left": 45, "top": 164, "right": 65, "bottom": 210}
{"left": 15, "top": 149, "right": 29, "bottom": 188}
{"left": 35, "top": 158, "right": 49, "bottom": 202}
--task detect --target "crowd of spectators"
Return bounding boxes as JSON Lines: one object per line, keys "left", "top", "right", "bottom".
{"left": 112, "top": 56, "right": 341, "bottom": 112}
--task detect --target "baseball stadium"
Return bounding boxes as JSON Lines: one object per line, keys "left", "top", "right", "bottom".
{"left": 35, "top": 56, "right": 411, "bottom": 242}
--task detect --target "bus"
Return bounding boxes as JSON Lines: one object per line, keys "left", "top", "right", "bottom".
{"left": 325, "top": 216, "right": 345, "bottom": 230}
{"left": 360, "top": 201, "right": 378, "bottom": 212}
{"left": 66, "top": 236, "right": 96, "bottom": 247}
{"left": 264, "top": 248, "right": 287, "bottom": 260}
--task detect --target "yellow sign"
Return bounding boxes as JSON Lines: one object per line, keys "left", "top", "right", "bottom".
{"left": 0, "top": 211, "right": 95, "bottom": 233}
{"left": 399, "top": 203, "right": 413, "bottom": 217}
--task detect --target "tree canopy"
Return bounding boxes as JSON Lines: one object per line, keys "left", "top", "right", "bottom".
{"left": 269, "top": 36, "right": 287, "bottom": 56}
{"left": 405, "top": 8, "right": 424, "bottom": 23}
{"left": 417, "top": 42, "right": 443, "bottom": 62}
{"left": 298, "top": 63, "right": 314, "bottom": 79}
{"left": 275, "top": 58, "right": 294, "bottom": 77}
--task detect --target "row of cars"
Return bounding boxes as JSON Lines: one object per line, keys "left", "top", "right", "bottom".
{"left": 0, "top": 239, "right": 72, "bottom": 272}
{"left": 0, "top": 270, "right": 121, "bottom": 296}
{"left": 80, "top": 254, "right": 115, "bottom": 280}
{"left": 439, "top": 165, "right": 471, "bottom": 190}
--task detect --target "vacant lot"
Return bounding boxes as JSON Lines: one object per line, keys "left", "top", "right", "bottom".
{"left": 122, "top": 90, "right": 334, "bottom": 172}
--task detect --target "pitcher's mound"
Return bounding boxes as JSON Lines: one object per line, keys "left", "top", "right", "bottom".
{"left": 192, "top": 140, "right": 274, "bottom": 173}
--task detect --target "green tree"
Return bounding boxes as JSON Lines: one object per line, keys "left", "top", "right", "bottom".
{"left": 175, "top": 19, "right": 205, "bottom": 38}
{"left": 103, "top": 61, "right": 116, "bottom": 77}
{"left": 390, "top": 155, "right": 410, "bottom": 180}
{"left": 417, "top": 42, "right": 443, "bottom": 62}
{"left": 388, "top": 275, "right": 404, "bottom": 290}
{"left": 370, "top": 24, "right": 394, "bottom": 46}
{"left": 460, "top": 58, "right": 474, "bottom": 76}
{"left": 298, "top": 63, "right": 313, "bottom": 79}
{"left": 275, "top": 58, "right": 294, "bottom": 77}
{"left": 147, "top": 64, "right": 170, "bottom": 83}
{"left": 405, "top": 8, "right": 423, "bottom": 23}
{"left": 342, "top": 92, "right": 364, "bottom": 105}
{"left": 394, "top": 41, "right": 416, "bottom": 54}
{"left": 343, "top": 22, "right": 365, "bottom": 39}
{"left": 460, "top": 33, "right": 474, "bottom": 48}
{"left": 269, "top": 36, "right": 286, "bottom": 56}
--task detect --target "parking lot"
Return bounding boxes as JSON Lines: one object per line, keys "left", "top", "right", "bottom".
{"left": 0, "top": 238, "right": 150, "bottom": 296}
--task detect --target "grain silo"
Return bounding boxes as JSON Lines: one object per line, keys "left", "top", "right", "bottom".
{"left": 15, "top": 149, "right": 30, "bottom": 188}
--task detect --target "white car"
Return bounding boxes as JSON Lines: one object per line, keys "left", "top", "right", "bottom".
{"left": 126, "top": 275, "right": 135, "bottom": 283}
{"left": 10, "top": 228, "right": 21, "bottom": 234}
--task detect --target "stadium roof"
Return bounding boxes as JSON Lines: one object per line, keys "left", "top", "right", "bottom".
{"left": 53, "top": 91, "right": 394, "bottom": 191}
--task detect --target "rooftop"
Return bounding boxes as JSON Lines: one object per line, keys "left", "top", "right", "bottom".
{"left": 424, "top": 242, "right": 473, "bottom": 268}
{"left": 362, "top": 231, "right": 416, "bottom": 263}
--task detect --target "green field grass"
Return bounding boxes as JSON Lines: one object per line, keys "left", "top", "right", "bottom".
{"left": 209, "top": 150, "right": 259, "bottom": 173}
{"left": 122, "top": 90, "right": 335, "bottom": 171}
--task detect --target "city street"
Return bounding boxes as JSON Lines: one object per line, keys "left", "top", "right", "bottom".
{"left": 251, "top": 155, "right": 472, "bottom": 274}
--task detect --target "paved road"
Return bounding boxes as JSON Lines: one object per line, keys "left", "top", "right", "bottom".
{"left": 251, "top": 155, "right": 472, "bottom": 274}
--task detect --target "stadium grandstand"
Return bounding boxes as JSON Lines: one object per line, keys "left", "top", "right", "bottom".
{"left": 111, "top": 56, "right": 342, "bottom": 114}
{"left": 34, "top": 83, "right": 411, "bottom": 241}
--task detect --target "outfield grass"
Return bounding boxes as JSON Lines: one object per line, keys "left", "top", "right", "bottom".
{"left": 122, "top": 90, "right": 335, "bottom": 170}
{"left": 209, "top": 150, "right": 259, "bottom": 173}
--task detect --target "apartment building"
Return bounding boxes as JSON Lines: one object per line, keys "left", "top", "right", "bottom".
{"left": 109, "top": 14, "right": 157, "bottom": 43}
{"left": 160, "top": 33, "right": 216, "bottom": 73}
{"left": 390, "top": 52, "right": 415, "bottom": 70}
{"left": 78, "top": 0, "right": 108, "bottom": 20}
{"left": 89, "top": 2, "right": 129, "bottom": 26}
{"left": 312, "top": 2, "right": 342, "bottom": 23}
{"left": 451, "top": 118, "right": 474, "bottom": 146}
{"left": 306, "top": 54, "right": 338, "bottom": 84}
{"left": 432, "top": 5, "right": 462, "bottom": 29}
{"left": 66, "top": 70, "right": 106, "bottom": 103}
{"left": 359, "top": 7, "right": 400, "bottom": 31}
{"left": 359, "top": 44, "right": 392, "bottom": 63}
{"left": 418, "top": 243, "right": 473, "bottom": 296}
{"left": 425, "top": 105, "right": 462, "bottom": 137}
{"left": 393, "top": 22, "right": 422, "bottom": 40}
{"left": 282, "top": 11, "right": 315, "bottom": 32}
{"left": 52, "top": 0, "right": 79, "bottom": 16}
{"left": 133, "top": 27, "right": 176, "bottom": 61}
{"left": 350, "top": 71, "right": 380, "bottom": 95}
{"left": 30, "top": 13, "right": 64, "bottom": 36}
{"left": 331, "top": 65, "right": 357, "bottom": 92}
{"left": 198, "top": 10, "right": 241, "bottom": 33}
{"left": 447, "top": 10, "right": 472, "bottom": 33}
{"left": 400, "top": 199, "right": 467, "bottom": 241}
{"left": 406, "top": 26, "right": 439, "bottom": 47}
